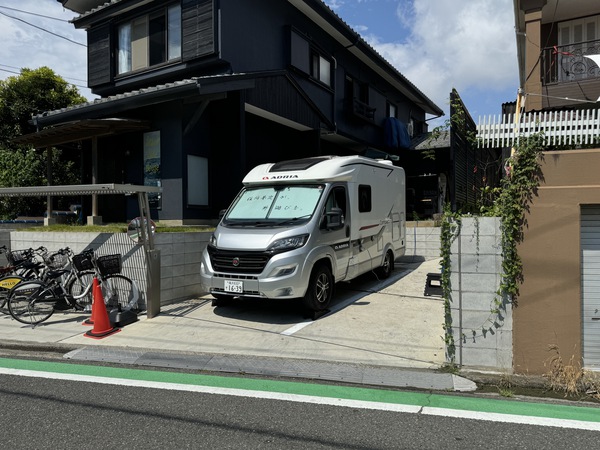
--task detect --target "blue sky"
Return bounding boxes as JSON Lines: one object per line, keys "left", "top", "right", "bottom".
{"left": 324, "top": 0, "right": 519, "bottom": 125}
{"left": 0, "top": 0, "right": 519, "bottom": 127}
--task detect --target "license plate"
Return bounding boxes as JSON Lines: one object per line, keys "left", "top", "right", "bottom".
{"left": 224, "top": 280, "right": 243, "bottom": 293}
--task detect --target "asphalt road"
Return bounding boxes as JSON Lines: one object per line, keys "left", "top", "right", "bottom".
{"left": 0, "top": 358, "right": 598, "bottom": 449}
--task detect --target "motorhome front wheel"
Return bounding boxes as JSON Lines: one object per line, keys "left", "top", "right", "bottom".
{"left": 303, "top": 264, "right": 334, "bottom": 311}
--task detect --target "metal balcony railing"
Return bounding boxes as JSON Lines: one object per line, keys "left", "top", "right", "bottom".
{"left": 542, "top": 39, "right": 600, "bottom": 85}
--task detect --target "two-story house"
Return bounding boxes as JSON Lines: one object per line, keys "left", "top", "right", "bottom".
{"left": 507, "top": 0, "right": 600, "bottom": 375}
{"left": 16, "top": 0, "right": 442, "bottom": 225}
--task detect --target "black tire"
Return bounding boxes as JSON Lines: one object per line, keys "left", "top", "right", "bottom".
{"left": 303, "top": 264, "right": 334, "bottom": 312}
{"left": 66, "top": 271, "right": 95, "bottom": 312}
{"left": 101, "top": 274, "right": 139, "bottom": 311}
{"left": 7, "top": 280, "right": 55, "bottom": 325}
{"left": 375, "top": 249, "right": 394, "bottom": 279}
{"left": 0, "top": 275, "right": 26, "bottom": 315}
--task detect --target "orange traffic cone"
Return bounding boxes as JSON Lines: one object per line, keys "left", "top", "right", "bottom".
{"left": 82, "top": 277, "right": 99, "bottom": 326}
{"left": 84, "top": 277, "right": 120, "bottom": 339}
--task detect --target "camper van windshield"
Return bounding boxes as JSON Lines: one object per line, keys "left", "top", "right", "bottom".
{"left": 224, "top": 185, "right": 324, "bottom": 225}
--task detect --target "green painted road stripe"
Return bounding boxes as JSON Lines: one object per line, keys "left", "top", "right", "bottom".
{"left": 0, "top": 357, "right": 598, "bottom": 424}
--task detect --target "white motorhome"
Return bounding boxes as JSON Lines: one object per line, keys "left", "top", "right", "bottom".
{"left": 200, "top": 155, "right": 406, "bottom": 313}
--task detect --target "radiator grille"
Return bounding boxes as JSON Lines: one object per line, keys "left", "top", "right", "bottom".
{"left": 207, "top": 247, "right": 271, "bottom": 274}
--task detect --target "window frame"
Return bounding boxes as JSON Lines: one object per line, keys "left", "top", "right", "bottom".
{"left": 387, "top": 102, "right": 397, "bottom": 118}
{"left": 310, "top": 50, "right": 332, "bottom": 87}
{"left": 116, "top": 3, "right": 182, "bottom": 76}
{"left": 358, "top": 185, "right": 372, "bottom": 213}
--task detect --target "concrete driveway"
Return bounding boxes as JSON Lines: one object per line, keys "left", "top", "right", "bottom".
{"left": 0, "top": 258, "right": 446, "bottom": 371}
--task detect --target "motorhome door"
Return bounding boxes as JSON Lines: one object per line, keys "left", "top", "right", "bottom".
{"left": 319, "top": 185, "right": 351, "bottom": 280}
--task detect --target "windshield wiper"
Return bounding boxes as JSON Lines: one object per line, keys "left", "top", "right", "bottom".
{"left": 273, "top": 215, "right": 312, "bottom": 226}
{"left": 224, "top": 220, "right": 270, "bottom": 227}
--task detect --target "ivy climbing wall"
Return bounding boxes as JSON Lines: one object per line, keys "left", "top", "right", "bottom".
{"left": 448, "top": 217, "right": 512, "bottom": 371}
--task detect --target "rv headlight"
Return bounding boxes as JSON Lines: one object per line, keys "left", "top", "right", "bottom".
{"left": 209, "top": 234, "right": 217, "bottom": 247}
{"left": 267, "top": 234, "right": 309, "bottom": 253}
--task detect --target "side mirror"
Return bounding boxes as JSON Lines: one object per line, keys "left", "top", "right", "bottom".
{"left": 322, "top": 207, "right": 344, "bottom": 230}
{"left": 218, "top": 209, "right": 227, "bottom": 220}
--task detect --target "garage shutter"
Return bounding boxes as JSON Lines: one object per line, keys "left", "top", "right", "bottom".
{"left": 581, "top": 205, "right": 600, "bottom": 370}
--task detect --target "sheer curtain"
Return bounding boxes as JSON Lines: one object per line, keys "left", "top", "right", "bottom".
{"left": 118, "top": 23, "right": 132, "bottom": 74}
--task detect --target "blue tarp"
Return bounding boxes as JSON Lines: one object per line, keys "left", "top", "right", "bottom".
{"left": 384, "top": 117, "right": 411, "bottom": 149}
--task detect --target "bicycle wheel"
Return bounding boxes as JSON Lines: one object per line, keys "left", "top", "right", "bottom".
{"left": 66, "top": 270, "right": 95, "bottom": 312}
{"left": 0, "top": 275, "right": 26, "bottom": 315}
{"left": 8, "top": 280, "right": 56, "bottom": 325}
{"left": 101, "top": 274, "right": 139, "bottom": 311}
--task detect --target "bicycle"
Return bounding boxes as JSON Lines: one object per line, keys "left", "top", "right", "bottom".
{"left": 0, "top": 246, "right": 51, "bottom": 315}
{"left": 6, "top": 248, "right": 139, "bottom": 326}
{"left": 68, "top": 249, "right": 139, "bottom": 313}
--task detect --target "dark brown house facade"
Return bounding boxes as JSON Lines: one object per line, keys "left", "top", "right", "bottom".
{"left": 19, "top": 0, "right": 442, "bottom": 224}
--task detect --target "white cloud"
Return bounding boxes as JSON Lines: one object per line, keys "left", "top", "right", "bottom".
{"left": 353, "top": 0, "right": 519, "bottom": 118}
{"left": 0, "top": 1, "right": 93, "bottom": 99}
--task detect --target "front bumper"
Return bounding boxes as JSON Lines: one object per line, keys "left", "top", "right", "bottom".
{"left": 199, "top": 248, "right": 311, "bottom": 299}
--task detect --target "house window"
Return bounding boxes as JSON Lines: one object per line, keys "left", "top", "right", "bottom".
{"left": 311, "top": 51, "right": 331, "bottom": 86}
{"left": 387, "top": 102, "right": 397, "bottom": 118}
{"left": 554, "top": 15, "right": 600, "bottom": 82}
{"left": 118, "top": 4, "right": 182, "bottom": 75}
{"left": 345, "top": 75, "right": 375, "bottom": 120}
{"left": 289, "top": 29, "right": 333, "bottom": 87}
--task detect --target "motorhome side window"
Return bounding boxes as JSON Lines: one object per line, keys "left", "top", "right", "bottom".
{"left": 358, "top": 185, "right": 372, "bottom": 212}
{"left": 321, "top": 186, "right": 346, "bottom": 230}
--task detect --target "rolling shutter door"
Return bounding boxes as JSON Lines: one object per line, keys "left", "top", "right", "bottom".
{"left": 581, "top": 205, "right": 600, "bottom": 370}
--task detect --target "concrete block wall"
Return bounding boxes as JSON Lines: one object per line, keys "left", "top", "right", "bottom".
{"left": 154, "top": 232, "right": 211, "bottom": 304}
{"left": 10, "top": 225, "right": 512, "bottom": 372}
{"left": 9, "top": 231, "right": 213, "bottom": 310}
{"left": 448, "top": 217, "right": 512, "bottom": 372}
{"left": 401, "top": 223, "right": 441, "bottom": 261}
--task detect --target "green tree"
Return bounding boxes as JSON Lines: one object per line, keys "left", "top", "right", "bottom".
{"left": 0, "top": 67, "right": 86, "bottom": 218}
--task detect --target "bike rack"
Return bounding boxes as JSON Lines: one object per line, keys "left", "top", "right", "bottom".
{"left": 0, "top": 184, "right": 162, "bottom": 317}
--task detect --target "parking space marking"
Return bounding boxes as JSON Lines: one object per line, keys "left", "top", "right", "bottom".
{"left": 280, "top": 320, "right": 313, "bottom": 336}
{"left": 280, "top": 269, "right": 412, "bottom": 336}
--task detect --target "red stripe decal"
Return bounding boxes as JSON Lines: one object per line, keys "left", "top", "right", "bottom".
{"left": 359, "top": 224, "right": 379, "bottom": 231}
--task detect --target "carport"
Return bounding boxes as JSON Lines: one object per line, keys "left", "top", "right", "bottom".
{"left": 10, "top": 116, "right": 165, "bottom": 316}
{"left": 12, "top": 118, "right": 151, "bottom": 225}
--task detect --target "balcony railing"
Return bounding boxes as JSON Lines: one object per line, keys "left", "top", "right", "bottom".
{"left": 542, "top": 40, "right": 600, "bottom": 85}
{"left": 347, "top": 98, "right": 376, "bottom": 121}
{"left": 477, "top": 108, "right": 600, "bottom": 149}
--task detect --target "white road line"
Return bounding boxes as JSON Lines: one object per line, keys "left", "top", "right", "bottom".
{"left": 2, "top": 367, "right": 599, "bottom": 431}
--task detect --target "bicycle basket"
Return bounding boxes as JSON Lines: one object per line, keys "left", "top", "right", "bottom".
{"left": 45, "top": 252, "right": 69, "bottom": 270}
{"left": 73, "top": 253, "right": 93, "bottom": 272}
{"left": 7, "top": 249, "right": 32, "bottom": 266}
{"left": 97, "top": 254, "right": 122, "bottom": 276}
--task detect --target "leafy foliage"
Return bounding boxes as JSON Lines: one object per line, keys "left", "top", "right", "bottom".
{"left": 495, "top": 134, "right": 544, "bottom": 301}
{"left": 440, "top": 203, "right": 461, "bottom": 364}
{"left": 0, "top": 67, "right": 85, "bottom": 144}
{"left": 440, "top": 133, "right": 544, "bottom": 363}
{"left": 0, "top": 67, "right": 85, "bottom": 218}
